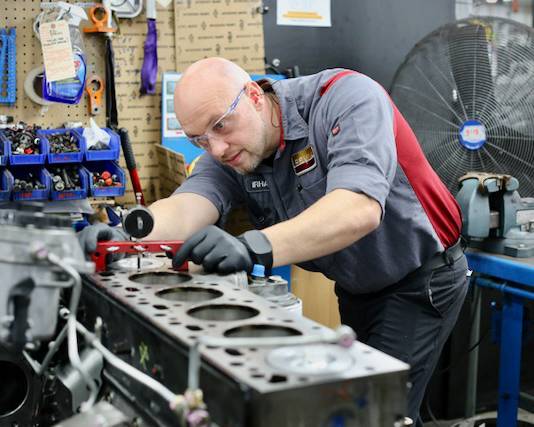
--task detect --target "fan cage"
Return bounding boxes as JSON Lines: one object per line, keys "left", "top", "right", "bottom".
{"left": 390, "top": 16, "right": 534, "bottom": 196}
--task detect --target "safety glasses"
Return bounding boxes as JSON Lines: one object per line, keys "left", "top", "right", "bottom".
{"left": 187, "top": 87, "right": 246, "bottom": 150}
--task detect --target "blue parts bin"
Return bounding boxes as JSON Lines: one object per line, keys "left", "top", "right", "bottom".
{"left": 11, "top": 166, "right": 51, "bottom": 201}
{"left": 0, "top": 169, "right": 13, "bottom": 201}
{"left": 0, "top": 123, "right": 126, "bottom": 200}
{"left": 78, "top": 128, "right": 120, "bottom": 161}
{"left": 0, "top": 138, "right": 7, "bottom": 166}
{"left": 38, "top": 129, "right": 85, "bottom": 163}
{"left": 0, "top": 28, "right": 16, "bottom": 104}
{"left": 86, "top": 160, "right": 125, "bottom": 197}
{"left": 49, "top": 165, "right": 89, "bottom": 201}
{"left": 0, "top": 126, "right": 48, "bottom": 165}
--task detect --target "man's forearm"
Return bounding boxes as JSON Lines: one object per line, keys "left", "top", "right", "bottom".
{"left": 262, "top": 189, "right": 381, "bottom": 267}
{"left": 145, "top": 193, "right": 220, "bottom": 241}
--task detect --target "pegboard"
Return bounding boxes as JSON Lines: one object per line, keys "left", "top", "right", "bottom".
{"left": 0, "top": 0, "right": 178, "bottom": 204}
{"left": 0, "top": 0, "right": 266, "bottom": 205}
{"left": 0, "top": 0, "right": 107, "bottom": 124}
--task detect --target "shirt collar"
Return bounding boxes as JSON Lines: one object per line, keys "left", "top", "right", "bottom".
{"left": 272, "top": 81, "right": 309, "bottom": 154}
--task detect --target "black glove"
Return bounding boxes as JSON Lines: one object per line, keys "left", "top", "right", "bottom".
{"left": 77, "top": 222, "right": 129, "bottom": 257}
{"left": 172, "top": 226, "right": 273, "bottom": 275}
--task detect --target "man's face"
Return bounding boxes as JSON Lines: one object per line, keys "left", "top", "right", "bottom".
{"left": 176, "top": 85, "right": 273, "bottom": 175}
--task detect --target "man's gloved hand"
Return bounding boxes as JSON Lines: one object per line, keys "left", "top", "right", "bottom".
{"left": 77, "top": 222, "right": 129, "bottom": 256}
{"left": 172, "top": 226, "right": 273, "bottom": 275}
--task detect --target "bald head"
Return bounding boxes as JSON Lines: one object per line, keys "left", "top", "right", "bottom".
{"left": 178, "top": 57, "right": 250, "bottom": 96}
{"left": 174, "top": 58, "right": 251, "bottom": 129}
{"left": 172, "top": 57, "right": 279, "bottom": 173}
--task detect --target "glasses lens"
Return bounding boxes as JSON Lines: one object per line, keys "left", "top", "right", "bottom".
{"left": 190, "top": 135, "right": 209, "bottom": 149}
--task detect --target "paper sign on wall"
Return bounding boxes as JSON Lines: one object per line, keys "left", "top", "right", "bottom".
{"left": 277, "top": 0, "right": 331, "bottom": 27}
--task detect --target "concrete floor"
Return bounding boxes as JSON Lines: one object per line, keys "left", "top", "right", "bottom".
{"left": 423, "top": 409, "right": 534, "bottom": 426}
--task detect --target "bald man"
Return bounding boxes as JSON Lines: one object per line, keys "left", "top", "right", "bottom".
{"left": 79, "top": 58, "right": 468, "bottom": 424}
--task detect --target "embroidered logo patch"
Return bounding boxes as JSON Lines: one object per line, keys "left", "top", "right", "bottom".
{"left": 291, "top": 145, "right": 317, "bottom": 176}
{"left": 331, "top": 124, "right": 340, "bottom": 136}
{"left": 245, "top": 176, "right": 269, "bottom": 193}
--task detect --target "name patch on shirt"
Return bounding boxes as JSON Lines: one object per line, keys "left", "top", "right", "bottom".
{"left": 245, "top": 176, "right": 269, "bottom": 193}
{"left": 291, "top": 145, "right": 317, "bottom": 176}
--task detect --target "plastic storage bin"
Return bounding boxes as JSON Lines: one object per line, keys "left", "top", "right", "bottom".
{"left": 86, "top": 160, "right": 125, "bottom": 197}
{"left": 0, "top": 130, "right": 48, "bottom": 165}
{"left": 38, "top": 129, "right": 85, "bottom": 164}
{"left": 49, "top": 165, "right": 89, "bottom": 201}
{"left": 77, "top": 128, "right": 120, "bottom": 161}
{"left": 11, "top": 166, "right": 51, "bottom": 201}
{"left": 0, "top": 169, "right": 13, "bottom": 201}
{"left": 0, "top": 139, "right": 8, "bottom": 166}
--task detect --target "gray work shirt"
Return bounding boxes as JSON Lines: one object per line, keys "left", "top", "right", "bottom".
{"left": 174, "top": 69, "right": 461, "bottom": 294}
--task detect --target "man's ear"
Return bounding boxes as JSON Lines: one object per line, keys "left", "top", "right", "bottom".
{"left": 246, "top": 81, "right": 264, "bottom": 109}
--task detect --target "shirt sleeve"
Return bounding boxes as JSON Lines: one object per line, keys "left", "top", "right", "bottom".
{"left": 323, "top": 74, "right": 397, "bottom": 217}
{"left": 173, "top": 154, "right": 245, "bottom": 224}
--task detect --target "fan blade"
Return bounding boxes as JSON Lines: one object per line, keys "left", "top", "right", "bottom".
{"left": 448, "top": 22, "right": 496, "bottom": 120}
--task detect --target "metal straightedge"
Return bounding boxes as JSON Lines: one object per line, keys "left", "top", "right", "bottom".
{"left": 80, "top": 256, "right": 410, "bottom": 427}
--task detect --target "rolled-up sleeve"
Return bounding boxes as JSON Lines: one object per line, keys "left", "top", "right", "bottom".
{"left": 173, "top": 154, "right": 244, "bottom": 222}
{"left": 324, "top": 75, "right": 397, "bottom": 217}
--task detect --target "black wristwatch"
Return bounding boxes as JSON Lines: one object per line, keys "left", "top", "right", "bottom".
{"left": 237, "top": 230, "right": 273, "bottom": 272}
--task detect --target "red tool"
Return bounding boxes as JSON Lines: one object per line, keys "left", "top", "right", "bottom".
{"left": 91, "top": 240, "right": 187, "bottom": 273}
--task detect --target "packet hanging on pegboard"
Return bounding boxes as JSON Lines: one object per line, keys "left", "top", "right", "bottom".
{"left": 37, "top": 2, "right": 88, "bottom": 104}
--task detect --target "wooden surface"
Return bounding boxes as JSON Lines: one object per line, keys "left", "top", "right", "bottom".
{"left": 0, "top": 0, "right": 266, "bottom": 205}
{"left": 290, "top": 266, "right": 341, "bottom": 329}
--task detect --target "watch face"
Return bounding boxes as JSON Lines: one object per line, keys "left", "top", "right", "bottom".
{"left": 241, "top": 230, "right": 273, "bottom": 269}
{"left": 244, "top": 230, "right": 271, "bottom": 255}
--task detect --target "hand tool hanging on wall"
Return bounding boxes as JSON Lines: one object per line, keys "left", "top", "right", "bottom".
{"left": 86, "top": 73, "right": 104, "bottom": 115}
{"left": 0, "top": 28, "right": 16, "bottom": 104}
{"left": 85, "top": 1, "right": 145, "bottom": 205}
{"left": 140, "top": 0, "right": 158, "bottom": 95}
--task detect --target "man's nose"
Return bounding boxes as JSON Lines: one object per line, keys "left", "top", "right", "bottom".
{"left": 208, "top": 136, "right": 229, "bottom": 159}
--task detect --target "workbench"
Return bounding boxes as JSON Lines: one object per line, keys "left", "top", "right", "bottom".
{"left": 466, "top": 250, "right": 534, "bottom": 427}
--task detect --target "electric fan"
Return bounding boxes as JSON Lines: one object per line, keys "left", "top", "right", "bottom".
{"left": 390, "top": 17, "right": 534, "bottom": 196}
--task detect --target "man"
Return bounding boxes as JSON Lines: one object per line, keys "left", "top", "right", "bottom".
{"left": 79, "top": 57, "right": 468, "bottom": 424}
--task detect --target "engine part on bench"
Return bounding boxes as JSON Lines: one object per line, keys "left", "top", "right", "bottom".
{"left": 80, "top": 256, "right": 409, "bottom": 427}
{"left": 57, "top": 347, "right": 104, "bottom": 413}
{"left": 0, "top": 206, "right": 93, "bottom": 346}
{"left": 51, "top": 401, "right": 129, "bottom": 427}
{"left": 0, "top": 342, "right": 43, "bottom": 426}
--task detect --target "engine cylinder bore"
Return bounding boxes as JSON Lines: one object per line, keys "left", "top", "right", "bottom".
{"left": 0, "top": 361, "right": 29, "bottom": 417}
{"left": 188, "top": 304, "right": 259, "bottom": 321}
{"left": 224, "top": 324, "right": 302, "bottom": 338}
{"left": 156, "top": 287, "right": 223, "bottom": 302}
{"left": 128, "top": 271, "right": 192, "bottom": 285}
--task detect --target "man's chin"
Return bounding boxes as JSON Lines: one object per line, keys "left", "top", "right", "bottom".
{"left": 232, "top": 157, "right": 261, "bottom": 175}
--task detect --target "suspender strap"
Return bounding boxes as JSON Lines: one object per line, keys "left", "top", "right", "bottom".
{"left": 319, "top": 70, "right": 358, "bottom": 96}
